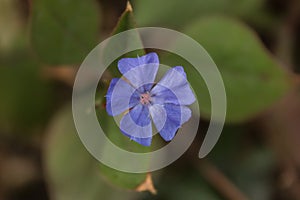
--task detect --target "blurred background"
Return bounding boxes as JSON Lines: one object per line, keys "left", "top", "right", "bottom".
{"left": 1, "top": 0, "right": 300, "bottom": 199}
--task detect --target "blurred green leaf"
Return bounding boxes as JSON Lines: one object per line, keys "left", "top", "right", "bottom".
{"left": 0, "top": 50, "right": 54, "bottom": 133}
{"left": 103, "top": 2, "right": 145, "bottom": 77}
{"left": 111, "top": 2, "right": 140, "bottom": 37}
{"left": 45, "top": 105, "right": 139, "bottom": 200}
{"left": 133, "top": 0, "right": 278, "bottom": 32}
{"left": 95, "top": 3, "right": 157, "bottom": 191}
{"left": 182, "top": 17, "right": 290, "bottom": 123}
{"left": 96, "top": 83, "right": 156, "bottom": 190}
{"left": 30, "top": 0, "right": 100, "bottom": 65}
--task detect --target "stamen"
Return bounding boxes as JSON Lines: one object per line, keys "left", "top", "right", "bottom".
{"left": 140, "top": 93, "right": 151, "bottom": 105}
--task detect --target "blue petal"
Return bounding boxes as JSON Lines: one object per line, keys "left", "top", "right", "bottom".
{"left": 173, "top": 66, "right": 186, "bottom": 78}
{"left": 151, "top": 104, "right": 192, "bottom": 142}
{"left": 151, "top": 66, "right": 195, "bottom": 105}
{"left": 120, "top": 104, "right": 152, "bottom": 146}
{"left": 118, "top": 53, "right": 159, "bottom": 88}
{"left": 129, "top": 104, "right": 151, "bottom": 127}
{"left": 149, "top": 104, "right": 167, "bottom": 132}
{"left": 118, "top": 52, "right": 159, "bottom": 75}
{"left": 150, "top": 86, "right": 179, "bottom": 105}
{"left": 121, "top": 131, "right": 152, "bottom": 146}
{"left": 106, "top": 78, "right": 139, "bottom": 116}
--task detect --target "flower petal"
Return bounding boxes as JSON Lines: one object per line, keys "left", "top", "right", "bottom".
{"left": 150, "top": 86, "right": 179, "bottom": 105}
{"left": 118, "top": 53, "right": 159, "bottom": 88}
{"left": 151, "top": 104, "right": 192, "bottom": 142}
{"left": 120, "top": 104, "right": 152, "bottom": 146}
{"left": 118, "top": 52, "right": 159, "bottom": 75}
{"left": 129, "top": 104, "right": 151, "bottom": 127}
{"left": 106, "top": 78, "right": 139, "bottom": 116}
{"left": 151, "top": 66, "right": 195, "bottom": 105}
{"left": 149, "top": 104, "right": 167, "bottom": 133}
{"left": 121, "top": 131, "right": 152, "bottom": 146}
{"left": 173, "top": 66, "right": 186, "bottom": 78}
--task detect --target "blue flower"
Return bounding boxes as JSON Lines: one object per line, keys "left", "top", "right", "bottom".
{"left": 106, "top": 52, "right": 195, "bottom": 146}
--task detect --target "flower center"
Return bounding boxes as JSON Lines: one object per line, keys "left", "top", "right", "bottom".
{"left": 140, "top": 93, "right": 151, "bottom": 105}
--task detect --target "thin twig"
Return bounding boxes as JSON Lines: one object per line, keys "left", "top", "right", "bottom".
{"left": 41, "top": 66, "right": 77, "bottom": 86}
{"left": 198, "top": 160, "right": 249, "bottom": 200}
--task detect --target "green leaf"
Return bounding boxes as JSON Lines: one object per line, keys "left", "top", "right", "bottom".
{"left": 0, "top": 50, "right": 54, "bottom": 133}
{"left": 96, "top": 106, "right": 153, "bottom": 190}
{"left": 103, "top": 1, "right": 145, "bottom": 77}
{"left": 95, "top": 3, "right": 158, "bottom": 191}
{"left": 111, "top": 2, "right": 139, "bottom": 37}
{"left": 133, "top": 0, "right": 278, "bottom": 32}
{"left": 96, "top": 83, "right": 159, "bottom": 191}
{"left": 30, "top": 0, "right": 100, "bottom": 65}
{"left": 163, "top": 17, "right": 290, "bottom": 123}
{"left": 44, "top": 105, "right": 140, "bottom": 200}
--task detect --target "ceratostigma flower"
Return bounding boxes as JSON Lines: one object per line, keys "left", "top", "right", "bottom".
{"left": 106, "top": 52, "right": 195, "bottom": 146}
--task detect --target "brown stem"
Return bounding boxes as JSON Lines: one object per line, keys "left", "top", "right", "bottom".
{"left": 41, "top": 66, "right": 77, "bottom": 86}
{"left": 199, "top": 160, "right": 249, "bottom": 200}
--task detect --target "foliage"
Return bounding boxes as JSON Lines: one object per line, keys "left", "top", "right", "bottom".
{"left": 0, "top": 0, "right": 299, "bottom": 200}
